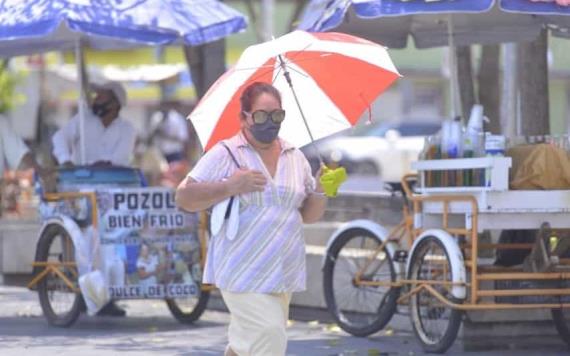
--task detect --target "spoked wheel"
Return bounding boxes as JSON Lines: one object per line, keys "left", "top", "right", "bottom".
{"left": 165, "top": 246, "right": 210, "bottom": 324}
{"left": 408, "top": 236, "right": 462, "bottom": 353}
{"left": 165, "top": 287, "right": 210, "bottom": 324}
{"left": 36, "top": 224, "right": 84, "bottom": 327}
{"left": 552, "top": 307, "right": 570, "bottom": 348}
{"left": 323, "top": 228, "right": 399, "bottom": 337}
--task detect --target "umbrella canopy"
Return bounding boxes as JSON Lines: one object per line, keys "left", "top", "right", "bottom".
{"left": 502, "top": 0, "right": 570, "bottom": 38}
{"left": 298, "top": 0, "right": 570, "bottom": 49}
{"left": 0, "top": 0, "right": 247, "bottom": 164}
{"left": 189, "top": 30, "right": 400, "bottom": 151}
{"left": 0, "top": 0, "right": 247, "bottom": 56}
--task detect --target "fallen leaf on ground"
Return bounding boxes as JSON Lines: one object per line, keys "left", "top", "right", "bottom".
{"left": 324, "top": 324, "right": 342, "bottom": 333}
{"left": 327, "top": 338, "right": 340, "bottom": 347}
{"left": 286, "top": 320, "right": 295, "bottom": 327}
{"left": 147, "top": 326, "right": 158, "bottom": 333}
{"left": 307, "top": 320, "right": 320, "bottom": 327}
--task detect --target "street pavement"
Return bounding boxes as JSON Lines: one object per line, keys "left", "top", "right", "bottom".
{"left": 0, "top": 286, "right": 569, "bottom": 356}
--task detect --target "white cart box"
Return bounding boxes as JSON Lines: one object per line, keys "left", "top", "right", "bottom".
{"left": 411, "top": 157, "right": 570, "bottom": 231}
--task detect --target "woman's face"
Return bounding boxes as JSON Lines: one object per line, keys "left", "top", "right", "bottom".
{"left": 241, "top": 92, "right": 282, "bottom": 144}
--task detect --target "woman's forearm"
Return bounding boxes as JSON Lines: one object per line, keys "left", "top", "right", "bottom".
{"left": 175, "top": 177, "right": 235, "bottom": 212}
{"left": 300, "top": 194, "right": 327, "bottom": 224}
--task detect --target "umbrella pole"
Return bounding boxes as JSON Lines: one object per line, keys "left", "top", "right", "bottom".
{"left": 277, "top": 55, "right": 324, "bottom": 167}
{"left": 75, "top": 39, "right": 87, "bottom": 165}
{"left": 447, "top": 15, "right": 462, "bottom": 120}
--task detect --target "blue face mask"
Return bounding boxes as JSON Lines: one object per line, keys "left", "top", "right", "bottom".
{"left": 249, "top": 119, "right": 280, "bottom": 143}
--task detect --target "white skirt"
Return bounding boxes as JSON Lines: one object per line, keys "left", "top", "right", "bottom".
{"left": 221, "top": 290, "right": 292, "bottom": 356}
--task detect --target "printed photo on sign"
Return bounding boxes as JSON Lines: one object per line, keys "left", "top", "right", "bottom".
{"left": 96, "top": 188, "right": 202, "bottom": 299}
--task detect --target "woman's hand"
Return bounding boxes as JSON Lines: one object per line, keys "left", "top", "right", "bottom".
{"left": 227, "top": 168, "right": 267, "bottom": 195}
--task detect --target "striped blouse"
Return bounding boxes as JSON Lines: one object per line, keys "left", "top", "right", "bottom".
{"left": 188, "top": 132, "right": 315, "bottom": 293}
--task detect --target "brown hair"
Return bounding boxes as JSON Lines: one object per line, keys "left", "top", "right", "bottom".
{"left": 239, "top": 82, "right": 282, "bottom": 117}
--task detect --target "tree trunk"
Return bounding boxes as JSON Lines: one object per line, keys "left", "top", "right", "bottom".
{"left": 455, "top": 46, "right": 476, "bottom": 121}
{"left": 289, "top": 0, "right": 310, "bottom": 31}
{"left": 517, "top": 28, "right": 550, "bottom": 135}
{"left": 478, "top": 44, "right": 501, "bottom": 134}
{"left": 183, "top": 40, "right": 226, "bottom": 99}
{"left": 244, "top": 0, "right": 264, "bottom": 43}
{"left": 183, "top": 40, "right": 226, "bottom": 157}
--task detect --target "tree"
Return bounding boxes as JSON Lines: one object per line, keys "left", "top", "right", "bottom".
{"left": 455, "top": 46, "right": 476, "bottom": 121}
{"left": 478, "top": 45, "right": 501, "bottom": 134}
{"left": 0, "top": 60, "right": 20, "bottom": 114}
{"left": 517, "top": 28, "right": 550, "bottom": 135}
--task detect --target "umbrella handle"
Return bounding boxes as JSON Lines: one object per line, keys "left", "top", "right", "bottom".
{"left": 277, "top": 55, "right": 324, "bottom": 168}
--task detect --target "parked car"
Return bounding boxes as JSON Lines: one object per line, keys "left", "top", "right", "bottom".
{"left": 302, "top": 120, "right": 441, "bottom": 182}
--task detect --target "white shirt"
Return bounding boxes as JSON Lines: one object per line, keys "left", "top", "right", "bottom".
{"left": 152, "top": 110, "right": 189, "bottom": 155}
{"left": 137, "top": 254, "right": 159, "bottom": 286}
{"left": 52, "top": 112, "right": 136, "bottom": 166}
{"left": 0, "top": 116, "right": 29, "bottom": 177}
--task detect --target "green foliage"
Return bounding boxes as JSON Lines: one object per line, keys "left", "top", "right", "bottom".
{"left": 0, "top": 65, "right": 24, "bottom": 114}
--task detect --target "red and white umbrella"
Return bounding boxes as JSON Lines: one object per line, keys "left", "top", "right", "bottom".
{"left": 189, "top": 30, "right": 401, "bottom": 151}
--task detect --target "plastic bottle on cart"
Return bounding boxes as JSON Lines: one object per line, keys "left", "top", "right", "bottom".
{"left": 484, "top": 134, "right": 506, "bottom": 186}
{"left": 420, "top": 135, "right": 441, "bottom": 187}
{"left": 463, "top": 105, "right": 487, "bottom": 186}
{"left": 443, "top": 117, "right": 462, "bottom": 186}
{"left": 444, "top": 116, "right": 463, "bottom": 159}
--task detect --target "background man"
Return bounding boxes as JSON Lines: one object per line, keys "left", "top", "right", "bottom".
{"left": 52, "top": 81, "right": 136, "bottom": 167}
{"left": 51, "top": 81, "right": 136, "bottom": 317}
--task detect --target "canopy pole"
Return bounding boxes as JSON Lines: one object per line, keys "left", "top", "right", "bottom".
{"left": 501, "top": 43, "right": 518, "bottom": 137}
{"left": 277, "top": 54, "right": 324, "bottom": 167}
{"left": 75, "top": 39, "right": 87, "bottom": 165}
{"left": 447, "top": 15, "right": 462, "bottom": 119}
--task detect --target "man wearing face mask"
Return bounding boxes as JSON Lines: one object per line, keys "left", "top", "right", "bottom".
{"left": 52, "top": 81, "right": 136, "bottom": 167}
{"left": 51, "top": 81, "right": 135, "bottom": 317}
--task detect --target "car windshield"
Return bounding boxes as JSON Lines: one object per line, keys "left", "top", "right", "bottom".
{"left": 352, "top": 121, "right": 441, "bottom": 137}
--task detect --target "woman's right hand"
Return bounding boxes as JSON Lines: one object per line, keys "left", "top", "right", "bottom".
{"left": 227, "top": 168, "right": 267, "bottom": 194}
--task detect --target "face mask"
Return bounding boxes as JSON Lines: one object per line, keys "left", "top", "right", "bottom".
{"left": 249, "top": 119, "right": 280, "bottom": 143}
{"left": 92, "top": 100, "right": 113, "bottom": 118}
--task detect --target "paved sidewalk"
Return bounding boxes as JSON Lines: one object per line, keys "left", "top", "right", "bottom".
{"left": 0, "top": 286, "right": 568, "bottom": 355}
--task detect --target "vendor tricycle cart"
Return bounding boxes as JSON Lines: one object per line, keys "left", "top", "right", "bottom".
{"left": 322, "top": 156, "right": 570, "bottom": 353}
{"left": 28, "top": 167, "right": 210, "bottom": 327}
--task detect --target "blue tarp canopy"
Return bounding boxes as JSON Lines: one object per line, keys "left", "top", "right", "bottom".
{"left": 0, "top": 0, "right": 247, "bottom": 56}
{"left": 298, "top": 0, "right": 570, "bottom": 48}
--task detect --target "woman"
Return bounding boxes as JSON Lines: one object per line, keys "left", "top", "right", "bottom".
{"left": 176, "top": 82, "right": 327, "bottom": 356}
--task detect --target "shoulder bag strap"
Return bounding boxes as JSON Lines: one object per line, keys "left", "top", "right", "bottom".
{"left": 220, "top": 141, "right": 241, "bottom": 169}
{"left": 219, "top": 141, "right": 241, "bottom": 219}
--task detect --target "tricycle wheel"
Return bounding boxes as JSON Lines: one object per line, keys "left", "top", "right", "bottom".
{"left": 323, "top": 228, "right": 399, "bottom": 337}
{"left": 552, "top": 308, "right": 570, "bottom": 348}
{"left": 165, "top": 288, "right": 210, "bottom": 324}
{"left": 37, "top": 224, "right": 84, "bottom": 327}
{"left": 408, "top": 236, "right": 462, "bottom": 353}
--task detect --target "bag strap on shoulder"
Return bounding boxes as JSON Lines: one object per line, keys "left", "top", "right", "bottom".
{"left": 219, "top": 141, "right": 241, "bottom": 220}
{"left": 220, "top": 141, "right": 241, "bottom": 169}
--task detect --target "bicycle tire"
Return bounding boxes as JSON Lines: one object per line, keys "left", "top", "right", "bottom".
{"left": 165, "top": 287, "right": 210, "bottom": 324}
{"left": 408, "top": 235, "right": 462, "bottom": 353}
{"left": 323, "top": 228, "right": 399, "bottom": 337}
{"left": 552, "top": 308, "right": 570, "bottom": 348}
{"left": 37, "top": 224, "right": 84, "bottom": 327}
